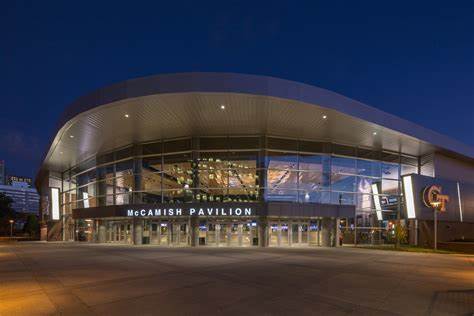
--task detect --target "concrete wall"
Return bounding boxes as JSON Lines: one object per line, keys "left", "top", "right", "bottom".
{"left": 418, "top": 220, "right": 474, "bottom": 248}
{"left": 434, "top": 153, "right": 474, "bottom": 184}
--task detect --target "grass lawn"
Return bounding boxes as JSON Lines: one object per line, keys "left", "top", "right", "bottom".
{"left": 350, "top": 244, "right": 458, "bottom": 254}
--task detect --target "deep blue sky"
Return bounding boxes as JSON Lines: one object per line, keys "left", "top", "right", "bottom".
{"left": 1, "top": 1, "right": 473, "bottom": 179}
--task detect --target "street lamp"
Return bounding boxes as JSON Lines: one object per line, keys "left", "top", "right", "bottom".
{"left": 9, "top": 220, "right": 14, "bottom": 237}
{"left": 430, "top": 201, "right": 441, "bottom": 251}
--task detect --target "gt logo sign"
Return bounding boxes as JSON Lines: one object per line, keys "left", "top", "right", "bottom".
{"left": 423, "top": 185, "right": 450, "bottom": 212}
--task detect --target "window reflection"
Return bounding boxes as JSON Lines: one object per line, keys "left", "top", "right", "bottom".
{"left": 61, "top": 137, "right": 417, "bottom": 217}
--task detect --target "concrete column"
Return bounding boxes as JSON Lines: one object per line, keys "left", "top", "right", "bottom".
{"left": 167, "top": 222, "right": 172, "bottom": 246}
{"left": 238, "top": 224, "right": 243, "bottom": 246}
{"left": 335, "top": 217, "right": 341, "bottom": 247}
{"left": 133, "top": 219, "right": 143, "bottom": 245}
{"left": 321, "top": 217, "right": 335, "bottom": 247}
{"left": 258, "top": 217, "right": 268, "bottom": 247}
{"left": 190, "top": 217, "right": 199, "bottom": 247}
{"left": 98, "top": 221, "right": 107, "bottom": 243}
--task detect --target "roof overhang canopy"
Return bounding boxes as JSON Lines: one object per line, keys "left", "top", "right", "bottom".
{"left": 38, "top": 72, "right": 474, "bottom": 179}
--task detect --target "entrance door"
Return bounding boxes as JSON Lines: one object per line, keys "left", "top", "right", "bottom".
{"left": 269, "top": 223, "right": 279, "bottom": 246}
{"left": 160, "top": 222, "right": 169, "bottom": 245}
{"left": 280, "top": 223, "right": 289, "bottom": 246}
{"left": 309, "top": 220, "right": 319, "bottom": 246}
{"left": 171, "top": 222, "right": 188, "bottom": 246}
{"left": 218, "top": 223, "right": 228, "bottom": 246}
{"left": 150, "top": 222, "right": 160, "bottom": 245}
{"left": 291, "top": 224, "right": 299, "bottom": 245}
{"left": 207, "top": 223, "right": 217, "bottom": 246}
{"left": 229, "top": 223, "right": 240, "bottom": 246}
{"left": 301, "top": 224, "right": 309, "bottom": 244}
{"left": 242, "top": 222, "right": 257, "bottom": 246}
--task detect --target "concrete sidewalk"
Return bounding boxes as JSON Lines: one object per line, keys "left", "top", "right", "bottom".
{"left": 0, "top": 243, "right": 473, "bottom": 315}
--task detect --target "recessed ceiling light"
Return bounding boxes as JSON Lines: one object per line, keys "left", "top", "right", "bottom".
{"left": 124, "top": 114, "right": 129, "bottom": 118}
{"left": 69, "top": 135, "right": 74, "bottom": 138}
{"left": 322, "top": 115, "right": 327, "bottom": 119}
{"left": 220, "top": 105, "right": 226, "bottom": 110}
{"left": 373, "top": 132, "right": 377, "bottom": 136}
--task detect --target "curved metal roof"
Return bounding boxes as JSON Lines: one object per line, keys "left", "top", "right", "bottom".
{"left": 37, "top": 72, "right": 474, "bottom": 183}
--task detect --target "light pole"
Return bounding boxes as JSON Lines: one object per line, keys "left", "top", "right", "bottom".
{"left": 431, "top": 202, "right": 441, "bottom": 251}
{"left": 9, "top": 220, "right": 14, "bottom": 237}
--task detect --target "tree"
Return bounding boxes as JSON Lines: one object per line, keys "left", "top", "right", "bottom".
{"left": 0, "top": 193, "right": 17, "bottom": 235}
{"left": 23, "top": 214, "right": 39, "bottom": 238}
{"left": 394, "top": 222, "right": 408, "bottom": 248}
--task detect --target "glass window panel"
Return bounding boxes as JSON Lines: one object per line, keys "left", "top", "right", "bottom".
{"left": 331, "top": 192, "right": 355, "bottom": 205}
{"left": 357, "top": 148, "right": 381, "bottom": 160}
{"left": 198, "top": 152, "right": 228, "bottom": 171}
{"left": 267, "top": 137, "right": 298, "bottom": 151}
{"left": 331, "top": 174, "right": 356, "bottom": 192}
{"left": 266, "top": 170, "right": 297, "bottom": 189}
{"left": 357, "top": 194, "right": 374, "bottom": 210}
{"left": 163, "top": 153, "right": 193, "bottom": 190}
{"left": 142, "top": 156, "right": 163, "bottom": 172}
{"left": 401, "top": 164, "right": 417, "bottom": 176}
{"left": 199, "top": 137, "right": 228, "bottom": 150}
{"left": 143, "top": 142, "right": 162, "bottom": 155}
{"left": 199, "top": 170, "right": 228, "bottom": 190}
{"left": 266, "top": 152, "right": 298, "bottom": 170}
{"left": 115, "top": 159, "right": 134, "bottom": 205}
{"left": 381, "top": 152, "right": 399, "bottom": 163}
{"left": 333, "top": 144, "right": 356, "bottom": 157}
{"left": 265, "top": 188, "right": 297, "bottom": 202}
{"left": 163, "top": 139, "right": 191, "bottom": 153}
{"left": 228, "top": 137, "right": 259, "bottom": 149}
{"left": 356, "top": 177, "right": 375, "bottom": 194}
{"left": 141, "top": 170, "right": 162, "bottom": 192}
{"left": 332, "top": 157, "right": 356, "bottom": 175}
{"left": 116, "top": 147, "right": 133, "bottom": 160}
{"left": 381, "top": 179, "right": 399, "bottom": 195}
{"left": 228, "top": 188, "right": 258, "bottom": 202}
{"left": 299, "top": 140, "right": 325, "bottom": 154}
{"left": 299, "top": 171, "right": 324, "bottom": 192}
{"left": 76, "top": 169, "right": 97, "bottom": 187}
{"left": 97, "top": 152, "right": 115, "bottom": 164}
{"left": 299, "top": 154, "right": 323, "bottom": 171}
{"left": 357, "top": 159, "right": 381, "bottom": 178}
{"left": 229, "top": 169, "right": 257, "bottom": 189}
{"left": 163, "top": 189, "right": 192, "bottom": 203}
{"left": 115, "top": 192, "right": 131, "bottom": 205}
{"left": 382, "top": 162, "right": 399, "bottom": 179}
{"left": 298, "top": 190, "right": 330, "bottom": 203}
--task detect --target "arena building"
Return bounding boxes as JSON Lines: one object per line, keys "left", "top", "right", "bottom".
{"left": 35, "top": 73, "right": 474, "bottom": 248}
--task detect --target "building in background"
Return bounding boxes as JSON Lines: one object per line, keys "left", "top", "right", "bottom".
{"left": 0, "top": 180, "right": 39, "bottom": 214}
{"left": 7, "top": 175, "right": 33, "bottom": 187}
{"left": 35, "top": 73, "right": 474, "bottom": 247}
{"left": 0, "top": 160, "right": 5, "bottom": 185}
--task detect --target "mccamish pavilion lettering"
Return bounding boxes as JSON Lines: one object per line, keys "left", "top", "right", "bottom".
{"left": 127, "top": 207, "right": 253, "bottom": 217}
{"left": 35, "top": 72, "right": 474, "bottom": 248}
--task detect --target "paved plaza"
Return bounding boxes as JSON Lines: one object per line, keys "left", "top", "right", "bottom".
{"left": 0, "top": 242, "right": 473, "bottom": 315}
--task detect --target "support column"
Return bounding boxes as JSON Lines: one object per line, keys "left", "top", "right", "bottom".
{"left": 190, "top": 217, "right": 199, "bottom": 247}
{"left": 258, "top": 217, "right": 268, "bottom": 247}
{"left": 335, "top": 217, "right": 341, "bottom": 247}
{"left": 133, "top": 219, "right": 143, "bottom": 245}
{"left": 98, "top": 220, "right": 106, "bottom": 243}
{"left": 321, "top": 217, "right": 336, "bottom": 247}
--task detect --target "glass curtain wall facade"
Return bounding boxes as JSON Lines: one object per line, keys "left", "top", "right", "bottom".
{"left": 61, "top": 136, "right": 419, "bottom": 227}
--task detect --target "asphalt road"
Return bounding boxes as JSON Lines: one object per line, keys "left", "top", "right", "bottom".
{"left": 0, "top": 242, "right": 473, "bottom": 315}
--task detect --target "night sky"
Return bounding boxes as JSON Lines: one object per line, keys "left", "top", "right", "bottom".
{"left": 1, "top": 1, "right": 473, "bottom": 179}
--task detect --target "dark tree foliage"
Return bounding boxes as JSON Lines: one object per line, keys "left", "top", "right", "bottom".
{"left": 0, "top": 193, "right": 18, "bottom": 235}
{"left": 23, "top": 214, "right": 40, "bottom": 238}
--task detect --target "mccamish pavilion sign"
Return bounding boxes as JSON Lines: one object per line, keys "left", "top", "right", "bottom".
{"left": 127, "top": 206, "right": 254, "bottom": 217}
